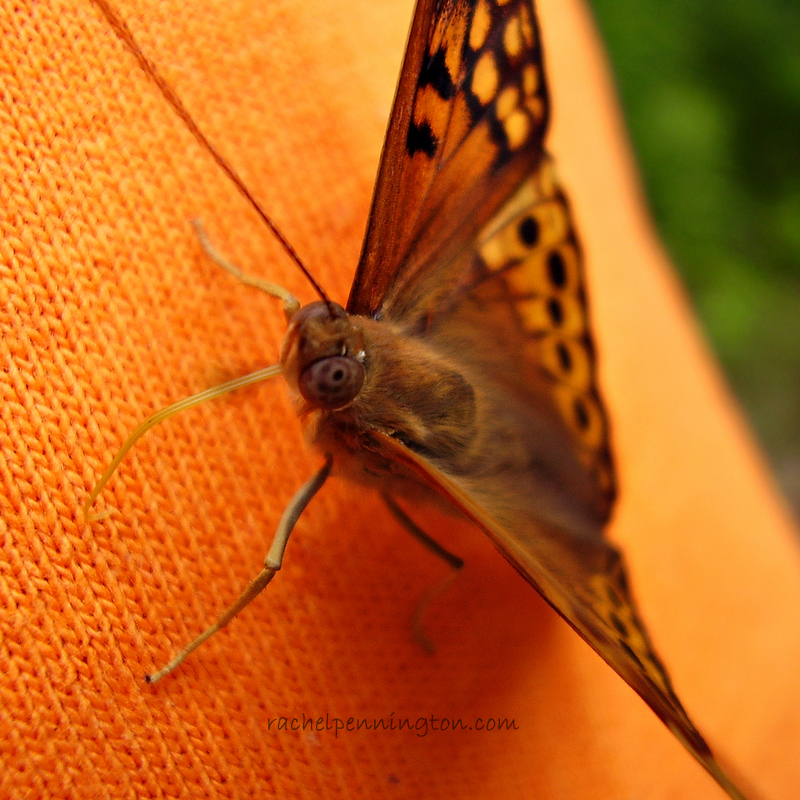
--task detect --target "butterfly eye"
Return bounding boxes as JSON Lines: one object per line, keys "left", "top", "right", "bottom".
{"left": 298, "top": 356, "right": 365, "bottom": 410}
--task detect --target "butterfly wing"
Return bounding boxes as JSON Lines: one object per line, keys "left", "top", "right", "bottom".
{"left": 373, "top": 430, "right": 749, "bottom": 800}
{"left": 341, "top": 1, "right": 752, "bottom": 797}
{"left": 346, "top": 0, "right": 612, "bottom": 529}
{"left": 347, "top": 0, "right": 548, "bottom": 320}
{"left": 428, "top": 157, "right": 616, "bottom": 520}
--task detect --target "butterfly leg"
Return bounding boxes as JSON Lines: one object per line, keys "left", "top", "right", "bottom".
{"left": 381, "top": 492, "right": 463, "bottom": 654}
{"left": 146, "top": 456, "right": 333, "bottom": 684}
{"left": 191, "top": 218, "right": 300, "bottom": 320}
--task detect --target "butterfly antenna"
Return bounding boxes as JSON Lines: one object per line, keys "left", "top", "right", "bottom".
{"left": 92, "top": 0, "right": 334, "bottom": 312}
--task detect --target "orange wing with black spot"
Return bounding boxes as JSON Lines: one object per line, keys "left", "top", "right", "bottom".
{"left": 343, "top": 2, "right": 753, "bottom": 798}
{"left": 463, "top": 157, "right": 615, "bottom": 515}
{"left": 348, "top": 0, "right": 548, "bottom": 320}
{"left": 375, "top": 431, "right": 751, "bottom": 800}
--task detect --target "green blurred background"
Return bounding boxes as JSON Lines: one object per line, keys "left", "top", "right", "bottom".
{"left": 589, "top": 0, "right": 800, "bottom": 518}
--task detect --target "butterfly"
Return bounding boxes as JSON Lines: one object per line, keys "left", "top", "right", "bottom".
{"left": 89, "top": 0, "right": 752, "bottom": 797}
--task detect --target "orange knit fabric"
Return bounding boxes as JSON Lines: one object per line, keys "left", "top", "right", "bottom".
{"left": 1, "top": 0, "right": 799, "bottom": 798}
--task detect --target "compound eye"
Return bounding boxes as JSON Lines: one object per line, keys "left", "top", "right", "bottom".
{"left": 298, "top": 356, "right": 365, "bottom": 410}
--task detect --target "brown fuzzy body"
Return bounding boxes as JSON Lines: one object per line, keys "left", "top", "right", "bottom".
{"left": 281, "top": 303, "right": 605, "bottom": 539}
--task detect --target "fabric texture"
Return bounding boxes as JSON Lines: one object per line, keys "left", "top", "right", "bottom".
{"left": 1, "top": 0, "right": 799, "bottom": 797}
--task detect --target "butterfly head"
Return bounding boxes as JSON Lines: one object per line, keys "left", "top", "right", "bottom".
{"left": 280, "top": 301, "right": 367, "bottom": 412}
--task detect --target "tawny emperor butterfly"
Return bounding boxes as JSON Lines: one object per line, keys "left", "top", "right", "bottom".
{"left": 87, "top": 1, "right": 754, "bottom": 796}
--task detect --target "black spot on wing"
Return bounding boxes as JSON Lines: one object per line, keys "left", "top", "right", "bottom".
{"left": 606, "top": 585, "right": 623, "bottom": 607}
{"left": 613, "top": 560, "right": 630, "bottom": 595}
{"left": 547, "top": 251, "right": 567, "bottom": 288}
{"left": 419, "top": 46, "right": 456, "bottom": 100}
{"left": 547, "top": 297, "right": 563, "bottom": 326}
{"left": 574, "top": 397, "right": 590, "bottom": 431}
{"left": 556, "top": 342, "right": 572, "bottom": 372}
{"left": 518, "top": 215, "right": 539, "bottom": 246}
{"left": 462, "top": 86, "right": 485, "bottom": 129}
{"left": 619, "top": 639, "right": 644, "bottom": 670}
{"left": 610, "top": 612, "right": 628, "bottom": 636}
{"left": 407, "top": 119, "right": 438, "bottom": 158}
{"left": 478, "top": 114, "right": 511, "bottom": 170}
